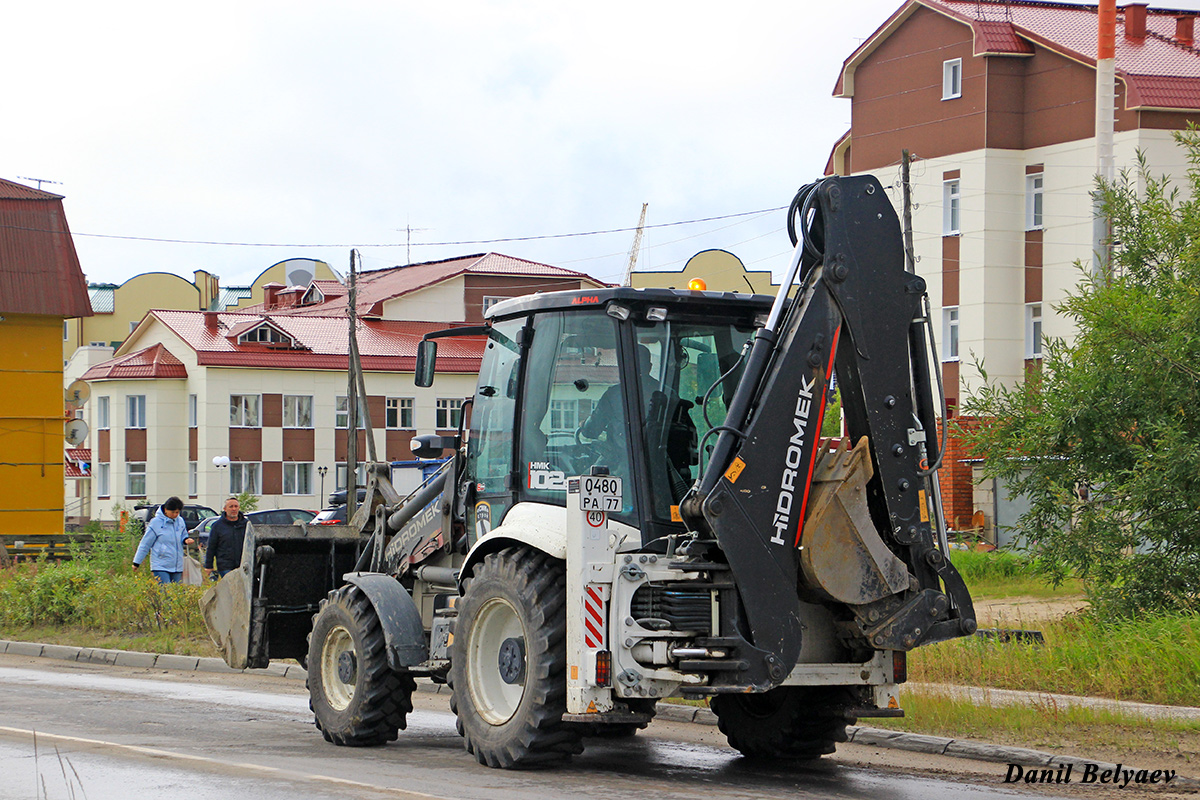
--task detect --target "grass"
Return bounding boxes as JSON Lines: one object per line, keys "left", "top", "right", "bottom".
{"left": 949, "top": 548, "right": 1084, "bottom": 599}
{"left": 0, "top": 623, "right": 218, "bottom": 657}
{"left": 0, "top": 520, "right": 214, "bottom": 657}
{"left": 907, "top": 611, "right": 1200, "bottom": 707}
{"left": 875, "top": 690, "right": 1200, "bottom": 764}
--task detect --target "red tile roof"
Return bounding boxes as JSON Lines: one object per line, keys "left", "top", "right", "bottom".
{"left": 836, "top": 1, "right": 1200, "bottom": 110}
{"left": 0, "top": 177, "right": 92, "bottom": 318}
{"left": 81, "top": 343, "right": 189, "bottom": 380}
{"left": 103, "top": 311, "right": 487, "bottom": 374}
{"left": 65, "top": 447, "right": 91, "bottom": 479}
{"left": 251, "top": 252, "right": 606, "bottom": 318}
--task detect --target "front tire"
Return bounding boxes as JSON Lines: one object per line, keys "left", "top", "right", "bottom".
{"left": 450, "top": 547, "right": 583, "bottom": 768}
{"left": 307, "top": 584, "right": 416, "bottom": 746}
{"left": 711, "top": 686, "right": 856, "bottom": 760}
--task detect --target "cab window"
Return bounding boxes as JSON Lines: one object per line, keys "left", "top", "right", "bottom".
{"left": 518, "top": 310, "right": 637, "bottom": 522}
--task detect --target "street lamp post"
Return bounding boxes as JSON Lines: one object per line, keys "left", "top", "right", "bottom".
{"left": 318, "top": 466, "right": 328, "bottom": 504}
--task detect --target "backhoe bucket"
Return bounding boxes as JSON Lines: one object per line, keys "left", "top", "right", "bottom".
{"left": 799, "top": 437, "right": 909, "bottom": 605}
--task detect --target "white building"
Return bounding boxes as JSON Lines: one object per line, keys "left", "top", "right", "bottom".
{"left": 80, "top": 253, "right": 605, "bottom": 518}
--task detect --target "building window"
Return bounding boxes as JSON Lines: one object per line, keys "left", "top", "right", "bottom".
{"left": 943, "top": 307, "right": 960, "bottom": 361}
{"left": 230, "top": 394, "right": 261, "bottom": 427}
{"left": 284, "top": 395, "right": 314, "bottom": 428}
{"left": 942, "top": 58, "right": 962, "bottom": 100}
{"left": 188, "top": 461, "right": 198, "bottom": 496}
{"left": 482, "top": 296, "right": 507, "bottom": 315}
{"left": 230, "top": 462, "right": 261, "bottom": 494}
{"left": 1026, "top": 173, "right": 1044, "bottom": 230}
{"left": 283, "top": 463, "right": 313, "bottom": 495}
{"left": 63, "top": 321, "right": 69, "bottom": 341}
{"left": 188, "top": 394, "right": 198, "bottom": 428}
{"left": 129, "top": 320, "right": 139, "bottom": 335}
{"left": 550, "top": 399, "right": 593, "bottom": 432}
{"left": 127, "top": 462, "right": 147, "bottom": 497}
{"left": 386, "top": 397, "right": 414, "bottom": 429}
{"left": 436, "top": 398, "right": 464, "bottom": 429}
{"left": 335, "top": 396, "right": 366, "bottom": 429}
{"left": 1026, "top": 303, "right": 1043, "bottom": 359}
{"left": 126, "top": 395, "right": 146, "bottom": 429}
{"left": 335, "top": 463, "right": 368, "bottom": 491}
{"left": 239, "top": 325, "right": 291, "bottom": 346}
{"left": 943, "top": 180, "right": 961, "bottom": 235}
{"left": 97, "top": 463, "right": 110, "bottom": 498}
{"left": 97, "top": 396, "right": 110, "bottom": 430}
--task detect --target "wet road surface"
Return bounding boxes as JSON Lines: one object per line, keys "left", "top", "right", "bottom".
{"left": 0, "top": 657, "right": 1065, "bottom": 800}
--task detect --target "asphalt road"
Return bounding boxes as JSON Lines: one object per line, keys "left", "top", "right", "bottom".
{"left": 0, "top": 654, "right": 1070, "bottom": 800}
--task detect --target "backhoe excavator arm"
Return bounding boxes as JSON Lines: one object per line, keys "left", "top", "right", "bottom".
{"left": 680, "top": 176, "right": 975, "bottom": 688}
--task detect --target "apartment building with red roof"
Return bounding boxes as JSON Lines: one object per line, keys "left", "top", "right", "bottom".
{"left": 828, "top": 0, "right": 1200, "bottom": 540}
{"left": 79, "top": 254, "right": 605, "bottom": 517}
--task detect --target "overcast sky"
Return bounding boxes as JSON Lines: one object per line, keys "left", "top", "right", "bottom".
{"left": 8, "top": 0, "right": 1193, "bottom": 290}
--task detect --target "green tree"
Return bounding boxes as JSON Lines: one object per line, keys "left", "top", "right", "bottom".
{"left": 962, "top": 131, "right": 1200, "bottom": 618}
{"left": 236, "top": 491, "right": 259, "bottom": 513}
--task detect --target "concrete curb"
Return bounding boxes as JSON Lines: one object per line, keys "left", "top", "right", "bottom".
{"left": 3, "top": 638, "right": 1195, "bottom": 787}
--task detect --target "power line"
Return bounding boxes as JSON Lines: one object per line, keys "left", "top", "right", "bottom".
{"left": 0, "top": 205, "right": 787, "bottom": 249}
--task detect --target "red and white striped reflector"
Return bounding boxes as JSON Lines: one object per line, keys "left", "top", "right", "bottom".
{"left": 583, "top": 584, "right": 607, "bottom": 649}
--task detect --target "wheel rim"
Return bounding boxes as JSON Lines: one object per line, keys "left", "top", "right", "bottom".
{"left": 321, "top": 623, "right": 357, "bottom": 711}
{"left": 467, "top": 596, "right": 526, "bottom": 725}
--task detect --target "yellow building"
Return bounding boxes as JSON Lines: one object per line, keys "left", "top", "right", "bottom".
{"left": 0, "top": 178, "right": 91, "bottom": 539}
{"left": 64, "top": 258, "right": 338, "bottom": 362}
{"left": 630, "top": 249, "right": 778, "bottom": 294}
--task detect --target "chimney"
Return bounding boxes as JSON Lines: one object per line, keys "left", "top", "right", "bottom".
{"left": 1124, "top": 2, "right": 1147, "bottom": 40}
{"left": 277, "top": 287, "right": 302, "bottom": 308}
{"left": 1177, "top": 15, "right": 1195, "bottom": 47}
{"left": 262, "top": 282, "right": 284, "bottom": 310}
{"left": 204, "top": 310, "right": 220, "bottom": 332}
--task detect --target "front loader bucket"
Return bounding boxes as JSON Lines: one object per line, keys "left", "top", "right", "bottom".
{"left": 201, "top": 521, "right": 369, "bottom": 669}
{"left": 200, "top": 564, "right": 253, "bottom": 668}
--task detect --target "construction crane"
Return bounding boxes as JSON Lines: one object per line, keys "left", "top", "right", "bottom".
{"left": 622, "top": 202, "right": 648, "bottom": 286}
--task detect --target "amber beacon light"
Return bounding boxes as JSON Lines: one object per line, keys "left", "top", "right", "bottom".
{"left": 687, "top": 278, "right": 707, "bottom": 291}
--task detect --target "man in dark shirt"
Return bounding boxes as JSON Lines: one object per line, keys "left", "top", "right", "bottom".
{"left": 203, "top": 497, "right": 248, "bottom": 579}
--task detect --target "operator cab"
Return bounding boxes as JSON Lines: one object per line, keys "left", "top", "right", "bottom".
{"left": 455, "top": 288, "right": 773, "bottom": 549}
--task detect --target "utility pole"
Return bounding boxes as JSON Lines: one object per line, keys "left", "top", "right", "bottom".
{"left": 1093, "top": 0, "right": 1117, "bottom": 279}
{"left": 346, "top": 250, "right": 359, "bottom": 522}
{"left": 901, "top": 151, "right": 916, "bottom": 274}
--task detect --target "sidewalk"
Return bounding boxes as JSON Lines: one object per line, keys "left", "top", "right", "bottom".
{"left": 2, "top": 637, "right": 1196, "bottom": 786}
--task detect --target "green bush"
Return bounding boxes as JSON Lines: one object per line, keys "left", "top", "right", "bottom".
{"left": 0, "top": 562, "right": 205, "bottom": 634}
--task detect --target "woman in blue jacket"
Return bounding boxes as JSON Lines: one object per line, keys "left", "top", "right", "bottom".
{"left": 132, "top": 496, "right": 195, "bottom": 584}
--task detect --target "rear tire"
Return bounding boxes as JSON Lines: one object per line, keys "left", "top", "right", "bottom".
{"left": 450, "top": 547, "right": 583, "bottom": 768}
{"left": 307, "top": 584, "right": 416, "bottom": 746}
{"left": 710, "top": 686, "right": 856, "bottom": 760}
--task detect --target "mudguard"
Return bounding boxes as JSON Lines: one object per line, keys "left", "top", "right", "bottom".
{"left": 459, "top": 502, "right": 639, "bottom": 585}
{"left": 343, "top": 572, "right": 428, "bottom": 670}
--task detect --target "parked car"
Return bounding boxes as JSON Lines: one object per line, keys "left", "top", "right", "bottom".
{"left": 325, "top": 488, "right": 367, "bottom": 506}
{"left": 134, "top": 503, "right": 217, "bottom": 529}
{"left": 191, "top": 508, "right": 316, "bottom": 547}
{"left": 308, "top": 505, "right": 348, "bottom": 526}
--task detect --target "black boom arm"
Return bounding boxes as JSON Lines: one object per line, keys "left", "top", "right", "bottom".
{"left": 680, "top": 176, "right": 976, "bottom": 689}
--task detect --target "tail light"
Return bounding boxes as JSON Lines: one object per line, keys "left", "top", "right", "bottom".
{"left": 892, "top": 650, "right": 907, "bottom": 683}
{"left": 594, "top": 650, "right": 612, "bottom": 688}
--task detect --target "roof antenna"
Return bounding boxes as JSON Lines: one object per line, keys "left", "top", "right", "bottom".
{"left": 17, "top": 176, "right": 61, "bottom": 191}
